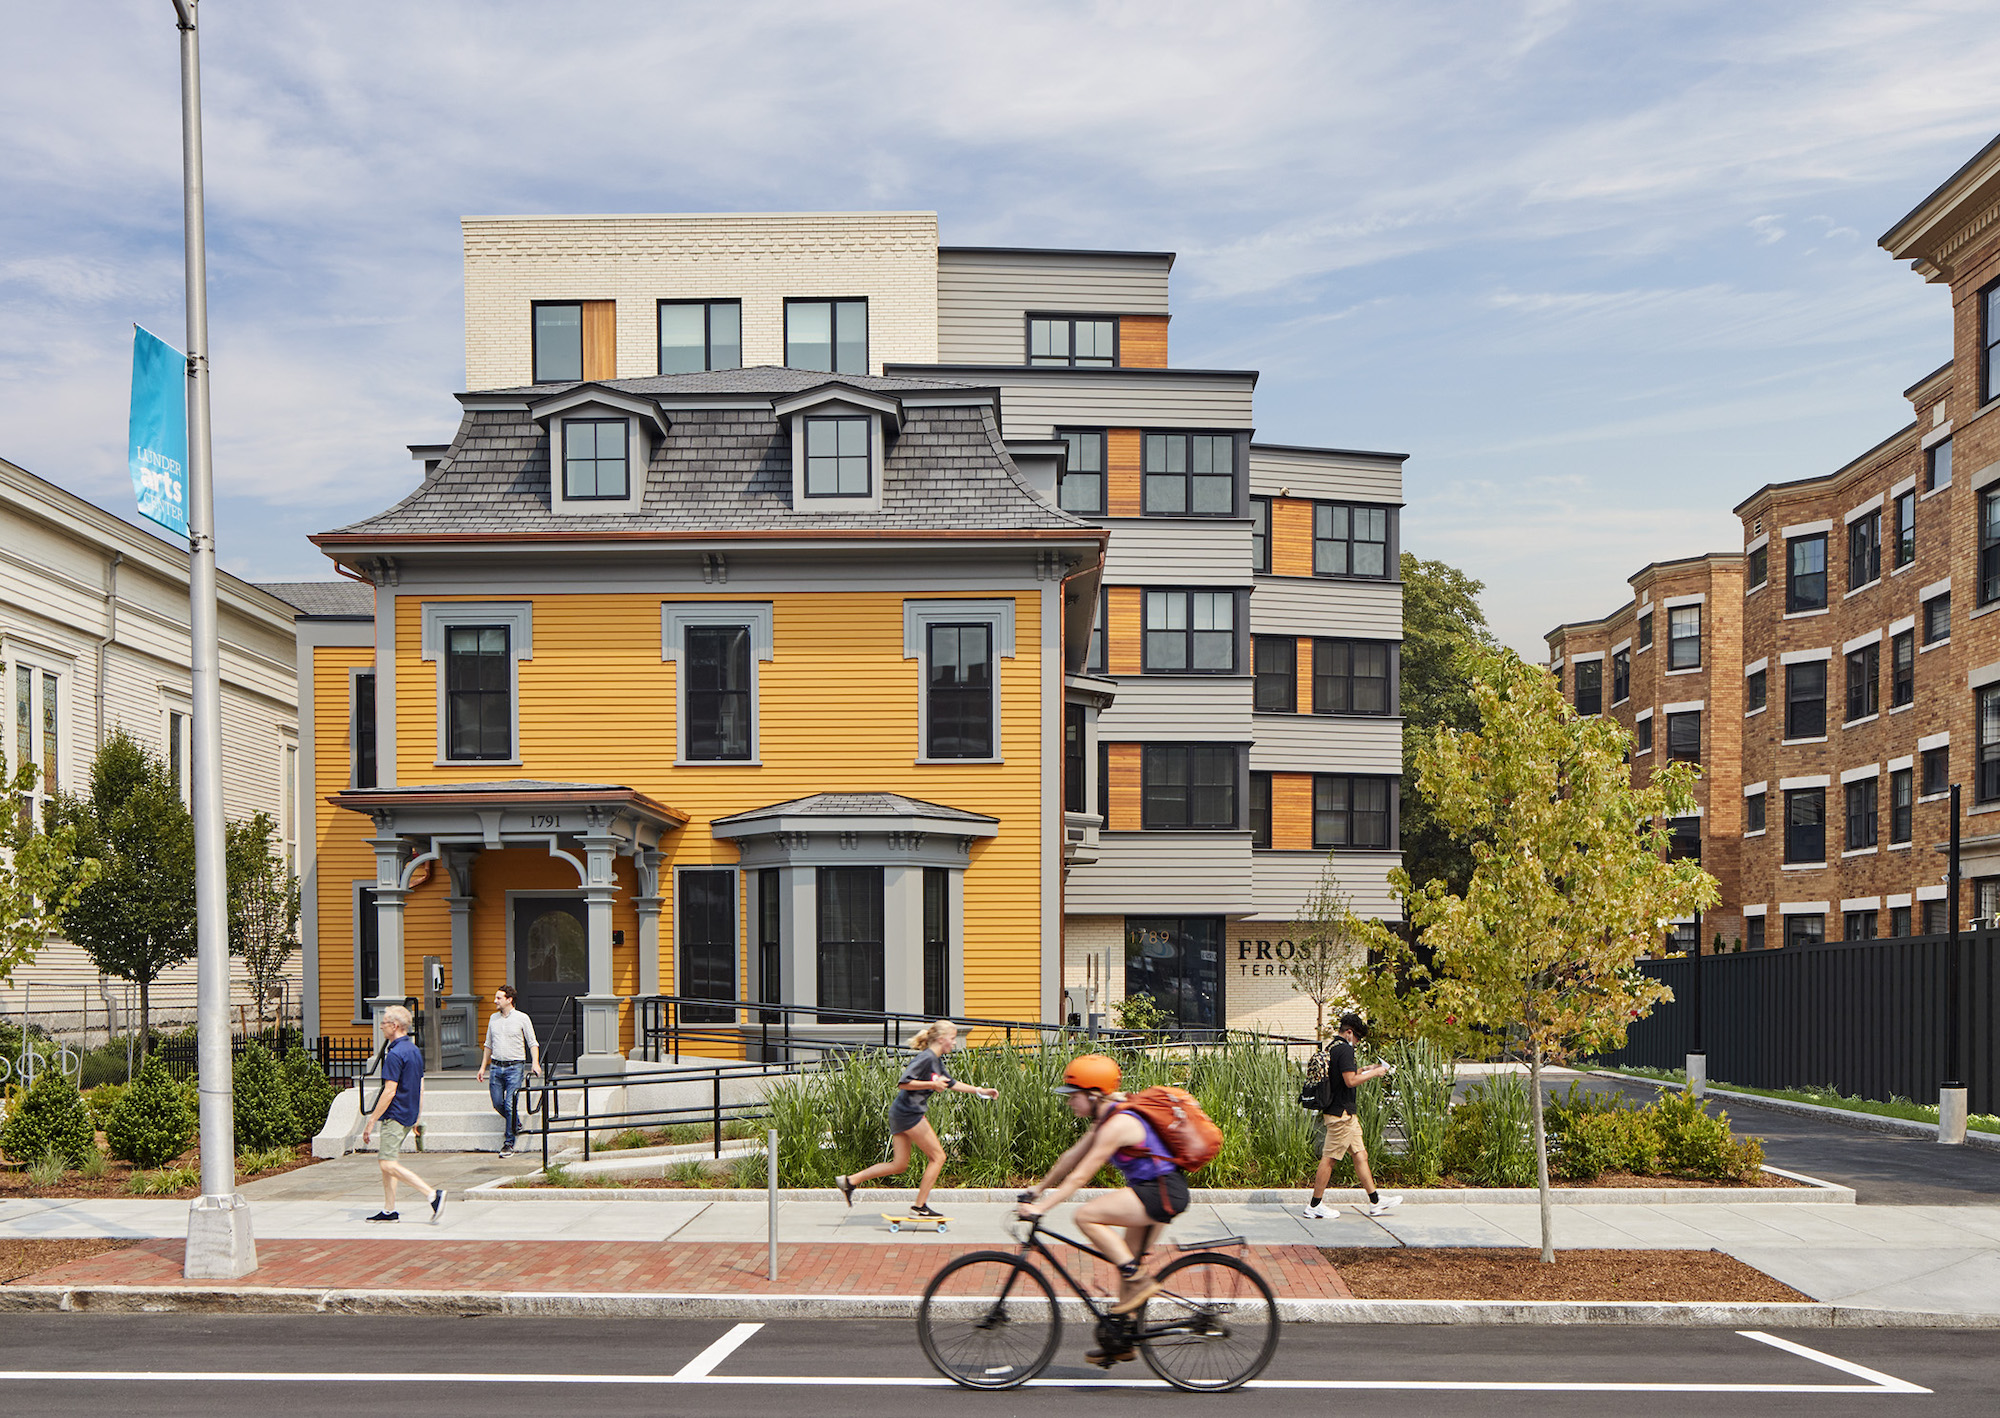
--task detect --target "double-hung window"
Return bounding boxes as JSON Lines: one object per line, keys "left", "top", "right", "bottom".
{"left": 1746, "top": 667, "right": 1767, "bottom": 712}
{"left": 10, "top": 662, "right": 61, "bottom": 816}
{"left": 1925, "top": 591, "right": 1951, "bottom": 644}
{"left": 1785, "top": 660, "right": 1827, "bottom": 740}
{"left": 1845, "top": 642, "right": 1879, "bottom": 722}
{"left": 923, "top": 868, "right": 950, "bottom": 1018}
{"left": 1980, "top": 684, "right": 2000, "bottom": 804}
{"left": 1314, "top": 774, "right": 1392, "bottom": 849}
{"left": 1142, "top": 744, "right": 1238, "bottom": 830}
{"left": 1787, "top": 534, "right": 1828, "bottom": 612}
{"left": 757, "top": 871, "right": 781, "bottom": 1018}
{"left": 1249, "top": 497, "right": 1270, "bottom": 573}
{"left": 1253, "top": 636, "right": 1296, "bottom": 711}
{"left": 1928, "top": 437, "right": 1953, "bottom": 492}
{"left": 1894, "top": 491, "right": 1916, "bottom": 568}
{"left": 1667, "top": 605, "right": 1701, "bottom": 669}
{"left": 1923, "top": 745, "right": 1950, "bottom": 797}
{"left": 1248, "top": 772, "right": 1272, "bottom": 849}
{"left": 1788, "top": 912, "right": 1826, "bottom": 949}
{"left": 1143, "top": 433, "right": 1234, "bottom": 515}
{"left": 1845, "top": 777, "right": 1878, "bottom": 850}
{"left": 1747, "top": 543, "right": 1768, "bottom": 588}
{"left": 677, "top": 868, "right": 738, "bottom": 1023}
{"left": 1890, "top": 768, "right": 1913, "bottom": 844}
{"left": 1637, "top": 612, "right": 1653, "bottom": 649}
{"left": 1634, "top": 713, "right": 1653, "bottom": 753}
{"left": 1086, "top": 591, "right": 1105, "bottom": 674}
{"left": 1314, "top": 503, "right": 1390, "bottom": 577}
{"left": 1785, "top": 787, "right": 1825, "bottom": 864}
{"left": 1611, "top": 649, "right": 1630, "bottom": 704}
{"left": 1848, "top": 511, "right": 1881, "bottom": 590}
{"left": 817, "top": 866, "right": 884, "bottom": 1020}
{"left": 1056, "top": 429, "right": 1106, "bottom": 514}
{"left": 685, "top": 626, "right": 752, "bottom": 761}
{"left": 1891, "top": 630, "right": 1915, "bottom": 707}
{"left": 1745, "top": 789, "right": 1766, "bottom": 832}
{"left": 1574, "top": 660, "right": 1602, "bottom": 716}
{"left": 1028, "top": 316, "right": 1116, "bottom": 367}
{"left": 1314, "top": 640, "right": 1391, "bottom": 714}
{"left": 1981, "top": 489, "right": 2000, "bottom": 606}
{"left": 926, "top": 624, "right": 994, "bottom": 759}
{"left": 1065, "top": 704, "right": 1087, "bottom": 813}
{"left": 352, "top": 672, "right": 377, "bottom": 789}
{"left": 562, "top": 418, "right": 628, "bottom": 500}
{"left": 1667, "top": 816, "right": 1701, "bottom": 862}
{"left": 1666, "top": 710, "right": 1700, "bottom": 762}
{"left": 445, "top": 626, "right": 512, "bottom": 761}
{"left": 658, "top": 300, "right": 742, "bottom": 373}
{"left": 1143, "top": 590, "right": 1235, "bottom": 672}
{"left": 804, "top": 416, "right": 870, "bottom": 497}
{"left": 785, "top": 298, "right": 867, "bottom": 374}
{"left": 1985, "top": 280, "right": 2000, "bottom": 403}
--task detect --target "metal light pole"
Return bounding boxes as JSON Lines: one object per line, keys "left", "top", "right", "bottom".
{"left": 174, "top": 0, "right": 255, "bottom": 1276}
{"left": 1685, "top": 916, "right": 1706, "bottom": 1100}
{"left": 1940, "top": 785, "right": 1968, "bottom": 1145}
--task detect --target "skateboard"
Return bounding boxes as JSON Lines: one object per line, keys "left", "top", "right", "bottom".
{"left": 882, "top": 1212, "right": 950, "bottom": 1233}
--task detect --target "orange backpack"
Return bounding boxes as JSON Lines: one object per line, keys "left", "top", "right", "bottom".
{"left": 1114, "top": 1086, "right": 1223, "bottom": 1173}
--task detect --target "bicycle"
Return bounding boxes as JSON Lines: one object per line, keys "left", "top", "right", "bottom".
{"left": 916, "top": 1208, "right": 1278, "bottom": 1392}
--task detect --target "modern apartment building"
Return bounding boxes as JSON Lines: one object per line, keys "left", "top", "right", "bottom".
{"left": 1548, "top": 133, "right": 2000, "bottom": 948}
{"left": 298, "top": 211, "right": 1406, "bottom": 1053}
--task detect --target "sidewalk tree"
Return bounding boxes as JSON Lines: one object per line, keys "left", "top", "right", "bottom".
{"left": 227, "top": 811, "right": 298, "bottom": 1035}
{"left": 47, "top": 731, "right": 196, "bottom": 1062}
{"left": 0, "top": 760, "right": 100, "bottom": 986}
{"left": 1399, "top": 553, "right": 1499, "bottom": 897}
{"left": 1364, "top": 644, "right": 1717, "bottom": 1261}
{"left": 1290, "top": 868, "right": 1363, "bottom": 1041}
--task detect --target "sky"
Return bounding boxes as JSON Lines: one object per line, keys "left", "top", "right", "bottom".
{"left": 3, "top": 0, "right": 1997, "bottom": 654}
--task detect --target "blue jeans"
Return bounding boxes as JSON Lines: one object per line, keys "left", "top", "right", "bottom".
{"left": 488, "top": 1061, "right": 526, "bottom": 1149}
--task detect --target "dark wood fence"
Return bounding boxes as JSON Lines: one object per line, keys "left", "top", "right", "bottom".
{"left": 1597, "top": 930, "right": 1999, "bottom": 1113}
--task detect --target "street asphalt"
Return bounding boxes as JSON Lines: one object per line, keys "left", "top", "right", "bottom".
{"left": 0, "top": 1314, "right": 1986, "bottom": 1416}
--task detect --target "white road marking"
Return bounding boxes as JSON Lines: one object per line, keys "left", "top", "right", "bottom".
{"left": 1736, "top": 1330, "right": 1932, "bottom": 1393}
{"left": 672, "top": 1323, "right": 763, "bottom": 1380}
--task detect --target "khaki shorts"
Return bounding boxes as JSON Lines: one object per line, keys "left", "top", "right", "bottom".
{"left": 377, "top": 1119, "right": 411, "bottom": 1160}
{"left": 1320, "top": 1112, "right": 1365, "bottom": 1161}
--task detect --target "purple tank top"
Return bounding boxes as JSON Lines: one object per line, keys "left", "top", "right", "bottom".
{"left": 1111, "top": 1112, "right": 1177, "bottom": 1183}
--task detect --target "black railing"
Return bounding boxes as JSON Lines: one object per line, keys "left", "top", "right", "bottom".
{"left": 1596, "top": 930, "right": 1999, "bottom": 1114}
{"left": 530, "top": 1059, "right": 792, "bottom": 1170}
{"left": 150, "top": 1029, "right": 308, "bottom": 1082}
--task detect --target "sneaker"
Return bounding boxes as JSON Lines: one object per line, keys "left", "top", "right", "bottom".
{"left": 1302, "top": 1202, "right": 1339, "bottom": 1219}
{"left": 364, "top": 1211, "right": 399, "bottom": 1223}
{"left": 430, "top": 1188, "right": 447, "bottom": 1224}
{"left": 909, "top": 1204, "right": 942, "bottom": 1219}
{"left": 498, "top": 1147, "right": 514, "bottom": 1159}
{"left": 1363, "top": 1196, "right": 1403, "bottom": 1216}
{"left": 836, "top": 1175, "right": 855, "bottom": 1208}
{"left": 1084, "top": 1341, "right": 1138, "bottom": 1367}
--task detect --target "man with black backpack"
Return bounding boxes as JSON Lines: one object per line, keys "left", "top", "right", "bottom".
{"left": 1301, "top": 1013, "right": 1400, "bottom": 1219}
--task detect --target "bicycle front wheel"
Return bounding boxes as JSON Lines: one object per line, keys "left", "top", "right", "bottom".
{"left": 917, "top": 1251, "right": 1061, "bottom": 1390}
{"left": 1137, "top": 1250, "right": 1278, "bottom": 1392}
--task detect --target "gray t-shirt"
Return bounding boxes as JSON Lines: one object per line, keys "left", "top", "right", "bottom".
{"left": 485, "top": 1008, "right": 539, "bottom": 1063}
{"left": 888, "top": 1050, "right": 949, "bottom": 1133}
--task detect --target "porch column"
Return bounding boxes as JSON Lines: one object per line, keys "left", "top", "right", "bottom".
{"left": 630, "top": 849, "right": 663, "bottom": 1062}
{"left": 576, "top": 811, "right": 625, "bottom": 1075}
{"left": 443, "top": 847, "right": 479, "bottom": 1068}
{"left": 364, "top": 816, "right": 408, "bottom": 1052}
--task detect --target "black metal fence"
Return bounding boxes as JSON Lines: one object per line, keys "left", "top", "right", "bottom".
{"left": 1597, "top": 930, "right": 2000, "bottom": 1113}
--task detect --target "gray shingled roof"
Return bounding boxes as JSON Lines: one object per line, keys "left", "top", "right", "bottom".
{"left": 255, "top": 580, "right": 375, "bottom": 616}
{"left": 325, "top": 369, "right": 1088, "bottom": 539}
{"left": 713, "top": 792, "right": 998, "bottom": 826}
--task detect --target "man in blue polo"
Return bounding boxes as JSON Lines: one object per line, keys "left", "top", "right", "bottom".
{"left": 360, "top": 1005, "right": 445, "bottom": 1223}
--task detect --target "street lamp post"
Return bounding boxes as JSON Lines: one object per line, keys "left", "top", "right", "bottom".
{"left": 1941, "top": 784, "right": 1968, "bottom": 1145}
{"left": 1685, "top": 917, "right": 1705, "bottom": 1100}
{"left": 172, "top": 0, "right": 255, "bottom": 1276}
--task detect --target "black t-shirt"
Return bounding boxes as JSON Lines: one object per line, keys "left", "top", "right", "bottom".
{"left": 888, "top": 1050, "right": 949, "bottom": 1131}
{"left": 1321, "top": 1039, "right": 1358, "bottom": 1117}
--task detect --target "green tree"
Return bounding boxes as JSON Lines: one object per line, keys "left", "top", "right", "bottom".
{"left": 0, "top": 1068, "right": 96, "bottom": 1168}
{"left": 231, "top": 1041, "right": 298, "bottom": 1152}
{"left": 48, "top": 731, "right": 195, "bottom": 1063}
{"left": 227, "top": 811, "right": 298, "bottom": 1035}
{"left": 0, "top": 760, "right": 99, "bottom": 984}
{"left": 1362, "top": 645, "right": 1717, "bottom": 1260}
{"left": 106, "top": 1052, "right": 197, "bottom": 1169}
{"left": 1399, "top": 552, "right": 1499, "bottom": 898}
{"left": 1289, "top": 870, "right": 1362, "bottom": 1041}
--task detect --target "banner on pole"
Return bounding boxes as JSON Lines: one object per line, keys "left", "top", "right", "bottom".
{"left": 128, "top": 324, "right": 189, "bottom": 537}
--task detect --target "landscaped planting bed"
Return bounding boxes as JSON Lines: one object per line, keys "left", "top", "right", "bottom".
{"left": 1324, "top": 1247, "right": 1811, "bottom": 1303}
{"left": 0, "top": 1238, "right": 134, "bottom": 1284}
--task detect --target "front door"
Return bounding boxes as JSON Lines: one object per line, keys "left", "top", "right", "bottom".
{"left": 514, "top": 896, "right": 588, "bottom": 1071}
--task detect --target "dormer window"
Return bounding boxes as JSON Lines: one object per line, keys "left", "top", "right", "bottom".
{"left": 805, "top": 417, "right": 870, "bottom": 497}
{"left": 563, "top": 419, "right": 629, "bottom": 500}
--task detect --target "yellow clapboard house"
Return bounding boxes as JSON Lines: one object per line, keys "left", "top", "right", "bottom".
{"left": 301, "top": 369, "right": 1106, "bottom": 1071}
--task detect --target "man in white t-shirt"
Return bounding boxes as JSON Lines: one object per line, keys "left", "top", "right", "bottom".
{"left": 476, "top": 984, "right": 541, "bottom": 1157}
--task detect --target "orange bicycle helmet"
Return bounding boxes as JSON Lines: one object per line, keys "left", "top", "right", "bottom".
{"left": 1054, "top": 1053, "right": 1121, "bottom": 1095}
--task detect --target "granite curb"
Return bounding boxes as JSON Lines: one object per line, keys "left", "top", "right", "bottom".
{"left": 0, "top": 1284, "right": 1993, "bottom": 1327}
{"left": 1590, "top": 1071, "right": 2000, "bottom": 1151}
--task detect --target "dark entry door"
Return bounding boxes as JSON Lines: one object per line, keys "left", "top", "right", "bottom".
{"left": 1126, "top": 916, "right": 1223, "bottom": 1034}
{"left": 514, "top": 896, "right": 588, "bottom": 1071}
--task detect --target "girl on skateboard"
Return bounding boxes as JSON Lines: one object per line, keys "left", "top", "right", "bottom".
{"left": 837, "top": 1020, "right": 997, "bottom": 1217}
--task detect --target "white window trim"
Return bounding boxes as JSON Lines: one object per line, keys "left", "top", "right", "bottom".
{"left": 1888, "top": 893, "right": 1913, "bottom": 909}
{"left": 1971, "top": 660, "right": 2000, "bottom": 692}
{"left": 661, "top": 602, "right": 776, "bottom": 766}
{"left": 1663, "top": 593, "right": 1705, "bottom": 609}
{"left": 1784, "top": 607, "right": 1831, "bottom": 620}
{"left": 1783, "top": 519, "right": 1834, "bottom": 538}
{"left": 278, "top": 727, "right": 300, "bottom": 878}
{"left": 1633, "top": 707, "right": 1654, "bottom": 722}
{"left": 1610, "top": 638, "right": 1632, "bottom": 656}
{"left": 1743, "top": 903, "right": 1768, "bottom": 917}
{"left": 4, "top": 642, "right": 75, "bottom": 810}
{"left": 1744, "top": 657, "right": 1768, "bottom": 677}
{"left": 1840, "top": 763, "right": 1880, "bottom": 784}
{"left": 1743, "top": 779, "right": 1767, "bottom": 796}
{"left": 905, "top": 598, "right": 1017, "bottom": 764}
{"left": 1919, "top": 730, "right": 1951, "bottom": 751}
{"left": 1663, "top": 700, "right": 1704, "bottom": 715}
{"left": 1743, "top": 532, "right": 1769, "bottom": 555}
{"left": 1780, "top": 647, "right": 1832, "bottom": 665}
{"left": 1888, "top": 754, "right": 1914, "bottom": 772}
{"left": 1888, "top": 614, "right": 1916, "bottom": 637}
{"left": 1972, "top": 459, "right": 2000, "bottom": 496}
{"left": 420, "top": 601, "right": 533, "bottom": 766}
{"left": 161, "top": 688, "right": 193, "bottom": 805}
{"left": 1779, "top": 901, "right": 1831, "bottom": 914}
{"left": 1921, "top": 576, "right": 1951, "bottom": 601}
{"left": 1923, "top": 422, "right": 1954, "bottom": 448}
{"left": 1568, "top": 650, "right": 1604, "bottom": 663}
{"left": 1780, "top": 774, "right": 1831, "bottom": 790}
{"left": 1890, "top": 473, "right": 1918, "bottom": 498}
{"left": 1844, "top": 494, "right": 1883, "bottom": 525}
{"left": 1841, "top": 846, "right": 1878, "bottom": 858}
{"left": 1916, "top": 884, "right": 1947, "bottom": 902}
{"left": 1841, "top": 896, "right": 1882, "bottom": 911}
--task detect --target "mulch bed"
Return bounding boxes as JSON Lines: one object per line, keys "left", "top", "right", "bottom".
{"left": 0, "top": 1239, "right": 135, "bottom": 1284}
{"left": 1438, "top": 1170, "right": 1801, "bottom": 1189}
{"left": 0, "top": 1143, "right": 320, "bottom": 1200}
{"left": 1324, "top": 1247, "right": 1811, "bottom": 1302}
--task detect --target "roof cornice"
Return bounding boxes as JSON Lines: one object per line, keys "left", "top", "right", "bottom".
{"left": 1880, "top": 131, "right": 2000, "bottom": 280}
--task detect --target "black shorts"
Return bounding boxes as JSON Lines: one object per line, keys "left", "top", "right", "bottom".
{"left": 1131, "top": 1170, "right": 1189, "bottom": 1224}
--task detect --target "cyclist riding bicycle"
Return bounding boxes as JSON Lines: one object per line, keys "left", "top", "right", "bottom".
{"left": 1017, "top": 1054, "right": 1189, "bottom": 1332}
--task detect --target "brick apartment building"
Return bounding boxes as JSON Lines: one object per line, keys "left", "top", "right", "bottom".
{"left": 1549, "top": 132, "right": 2000, "bottom": 949}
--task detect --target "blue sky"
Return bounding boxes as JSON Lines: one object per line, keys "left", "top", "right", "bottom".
{"left": 4, "top": 1, "right": 1997, "bottom": 652}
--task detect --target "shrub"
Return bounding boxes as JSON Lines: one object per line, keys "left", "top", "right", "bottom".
{"left": 1, "top": 1070, "right": 96, "bottom": 1168}
{"left": 1649, "top": 1088, "right": 1763, "bottom": 1180}
{"left": 79, "top": 1043, "right": 131, "bottom": 1090}
{"left": 1556, "top": 1109, "right": 1661, "bottom": 1180}
{"left": 84, "top": 1082, "right": 127, "bottom": 1130}
{"left": 231, "top": 1043, "right": 298, "bottom": 1152}
{"left": 280, "top": 1046, "right": 337, "bottom": 1142}
{"left": 1441, "top": 1075, "right": 1536, "bottom": 1187}
{"left": 106, "top": 1054, "right": 197, "bottom": 1169}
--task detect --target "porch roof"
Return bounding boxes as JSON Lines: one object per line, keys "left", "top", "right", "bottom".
{"left": 710, "top": 791, "right": 998, "bottom": 839}
{"left": 331, "top": 779, "right": 688, "bottom": 831}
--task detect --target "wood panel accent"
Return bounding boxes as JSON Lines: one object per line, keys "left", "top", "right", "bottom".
{"left": 1107, "top": 429, "right": 1143, "bottom": 517}
{"left": 1271, "top": 497, "right": 1314, "bottom": 577}
{"left": 582, "top": 300, "right": 617, "bottom": 380}
{"left": 1106, "top": 742, "right": 1143, "bottom": 831}
{"left": 1296, "top": 637, "right": 1314, "bottom": 714}
{"left": 1118, "top": 315, "right": 1169, "bottom": 368}
{"left": 1272, "top": 771, "right": 1315, "bottom": 852}
{"left": 1106, "top": 585, "right": 1144, "bottom": 675}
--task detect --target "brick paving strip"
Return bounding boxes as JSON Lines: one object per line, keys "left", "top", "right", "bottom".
{"left": 8, "top": 1238, "right": 1354, "bottom": 1299}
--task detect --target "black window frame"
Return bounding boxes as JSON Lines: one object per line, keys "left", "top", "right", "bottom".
{"left": 784, "top": 297, "right": 868, "bottom": 375}
{"left": 1928, "top": 436, "right": 1953, "bottom": 492}
{"left": 352, "top": 671, "right": 377, "bottom": 790}
{"left": 1785, "top": 660, "right": 1827, "bottom": 740}
{"left": 1746, "top": 666, "right": 1767, "bottom": 713}
{"left": 531, "top": 300, "right": 584, "bottom": 384}
{"left": 1787, "top": 533, "right": 1828, "bottom": 613}
{"left": 1313, "top": 773, "right": 1395, "bottom": 850}
{"left": 1026, "top": 313, "right": 1118, "bottom": 368}
{"left": 1891, "top": 630, "right": 1915, "bottom": 708}
{"left": 757, "top": 869, "right": 781, "bottom": 1020}
{"left": 1253, "top": 635, "right": 1296, "bottom": 712}
{"left": 1890, "top": 767, "right": 1913, "bottom": 844}
{"left": 657, "top": 298, "right": 743, "bottom": 374}
{"left": 1786, "top": 912, "right": 1825, "bottom": 950}
{"left": 1064, "top": 703, "right": 1087, "bottom": 814}
{"left": 1611, "top": 648, "right": 1630, "bottom": 705}
{"left": 1248, "top": 771, "right": 1272, "bottom": 849}
{"left": 1313, "top": 639, "right": 1393, "bottom": 715}
{"left": 1923, "top": 745, "right": 1950, "bottom": 797}
{"left": 1142, "top": 432, "right": 1236, "bottom": 518}
{"left": 1312, "top": 501, "right": 1392, "bottom": 578}
{"left": 1142, "top": 744, "right": 1240, "bottom": 831}
{"left": 1980, "top": 683, "right": 2000, "bottom": 804}
{"left": 1894, "top": 490, "right": 1916, "bottom": 569}
{"left": 1248, "top": 496, "right": 1270, "bottom": 573}
{"left": 1634, "top": 713, "right": 1653, "bottom": 754}
{"left": 677, "top": 867, "right": 739, "bottom": 1024}
{"left": 1665, "top": 709, "right": 1700, "bottom": 762}
{"left": 1748, "top": 915, "right": 1766, "bottom": 950}
{"left": 1844, "top": 642, "right": 1879, "bottom": 724}
{"left": 1890, "top": 904, "right": 1912, "bottom": 937}
{"left": 1747, "top": 542, "right": 1768, "bottom": 588}
{"left": 1844, "top": 910, "right": 1878, "bottom": 942}
{"left": 1574, "top": 659, "right": 1603, "bottom": 716}
{"left": 802, "top": 414, "right": 871, "bottom": 498}
{"left": 683, "top": 623, "right": 754, "bottom": 763}
{"left": 444, "top": 624, "right": 512, "bottom": 761}
{"left": 1745, "top": 789, "right": 1766, "bottom": 833}
{"left": 1981, "top": 487, "right": 2000, "bottom": 606}
{"left": 923, "top": 867, "right": 949, "bottom": 1019}
{"left": 1055, "top": 428, "right": 1107, "bottom": 515}
{"left": 1844, "top": 776, "right": 1878, "bottom": 850}
{"left": 1925, "top": 592, "right": 1951, "bottom": 645}
{"left": 1637, "top": 611, "right": 1653, "bottom": 649}
{"left": 561, "top": 417, "right": 630, "bottom": 501}
{"left": 816, "top": 865, "right": 884, "bottom": 1022}
{"left": 1667, "top": 815, "right": 1701, "bottom": 862}
{"left": 1667, "top": 604, "right": 1701, "bottom": 670}
{"left": 1086, "top": 587, "right": 1106, "bottom": 675}
{"left": 1847, "top": 511, "right": 1881, "bottom": 591}
{"left": 1142, "top": 588, "right": 1237, "bottom": 674}
{"left": 1985, "top": 279, "right": 2000, "bottom": 404}
{"left": 925, "top": 622, "right": 995, "bottom": 760}
{"left": 1784, "top": 786, "right": 1826, "bottom": 865}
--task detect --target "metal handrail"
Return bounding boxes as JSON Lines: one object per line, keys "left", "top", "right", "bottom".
{"left": 530, "top": 1058, "right": 800, "bottom": 1170}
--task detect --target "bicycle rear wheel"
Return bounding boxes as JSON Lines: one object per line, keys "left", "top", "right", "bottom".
{"left": 1137, "top": 1250, "right": 1278, "bottom": 1392}
{"left": 917, "top": 1251, "right": 1061, "bottom": 1389}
